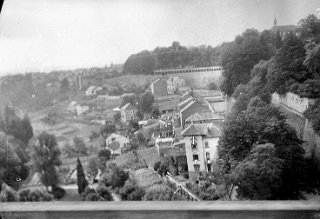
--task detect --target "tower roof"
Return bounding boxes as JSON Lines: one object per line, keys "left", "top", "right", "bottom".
{"left": 273, "top": 17, "right": 278, "bottom": 26}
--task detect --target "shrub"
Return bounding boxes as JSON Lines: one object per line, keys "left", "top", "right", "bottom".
{"left": 119, "top": 179, "right": 145, "bottom": 200}
{"left": 96, "top": 185, "right": 113, "bottom": 201}
{"left": 154, "top": 161, "right": 161, "bottom": 172}
{"left": 182, "top": 172, "right": 189, "bottom": 179}
{"left": 51, "top": 186, "right": 65, "bottom": 199}
{"left": 81, "top": 186, "right": 96, "bottom": 200}
{"left": 85, "top": 193, "right": 103, "bottom": 201}
{"left": 102, "top": 163, "right": 129, "bottom": 189}
{"left": 18, "top": 189, "right": 53, "bottom": 202}
{"left": 0, "top": 184, "right": 19, "bottom": 202}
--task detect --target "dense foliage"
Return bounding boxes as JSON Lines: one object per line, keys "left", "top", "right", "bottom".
{"left": 123, "top": 42, "right": 220, "bottom": 75}
{"left": 30, "top": 132, "right": 62, "bottom": 190}
{"left": 217, "top": 98, "right": 309, "bottom": 199}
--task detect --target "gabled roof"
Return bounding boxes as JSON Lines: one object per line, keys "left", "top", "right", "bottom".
{"left": 185, "top": 112, "right": 223, "bottom": 123}
{"left": 121, "top": 103, "right": 137, "bottom": 111}
{"left": 151, "top": 78, "right": 166, "bottom": 86}
{"left": 181, "top": 123, "right": 221, "bottom": 137}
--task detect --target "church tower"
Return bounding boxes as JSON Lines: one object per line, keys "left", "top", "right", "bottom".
{"left": 273, "top": 17, "right": 278, "bottom": 26}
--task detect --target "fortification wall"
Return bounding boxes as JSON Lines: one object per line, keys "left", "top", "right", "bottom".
{"left": 271, "top": 92, "right": 320, "bottom": 169}
{"left": 271, "top": 92, "right": 315, "bottom": 115}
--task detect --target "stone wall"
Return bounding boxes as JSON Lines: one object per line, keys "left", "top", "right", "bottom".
{"left": 271, "top": 92, "right": 315, "bottom": 115}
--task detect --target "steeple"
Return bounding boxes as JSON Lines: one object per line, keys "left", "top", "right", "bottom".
{"left": 273, "top": 17, "right": 278, "bottom": 26}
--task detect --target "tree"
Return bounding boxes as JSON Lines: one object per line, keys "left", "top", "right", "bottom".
{"left": 138, "top": 92, "right": 154, "bottom": 113}
{"left": 101, "top": 163, "right": 129, "bottom": 189}
{"left": 150, "top": 107, "right": 161, "bottom": 119}
{"left": 232, "top": 143, "right": 284, "bottom": 200}
{"left": 208, "top": 82, "right": 218, "bottom": 90}
{"left": 87, "top": 156, "right": 99, "bottom": 179}
{"left": 60, "top": 78, "right": 69, "bottom": 91}
{"left": 217, "top": 98, "right": 307, "bottom": 199}
{"left": 30, "top": 132, "right": 62, "bottom": 190}
{"left": 297, "top": 14, "right": 320, "bottom": 43}
{"left": 98, "top": 149, "right": 111, "bottom": 170}
{"left": 119, "top": 178, "right": 145, "bottom": 200}
{"left": 77, "top": 157, "right": 88, "bottom": 194}
{"left": 304, "top": 99, "right": 320, "bottom": 135}
{"left": 266, "top": 33, "right": 310, "bottom": 94}
{"left": 219, "top": 29, "right": 276, "bottom": 95}
{"left": 113, "top": 112, "right": 121, "bottom": 123}
{"left": 73, "top": 137, "right": 87, "bottom": 156}
{"left": 0, "top": 133, "right": 25, "bottom": 189}
{"left": 100, "top": 124, "right": 116, "bottom": 137}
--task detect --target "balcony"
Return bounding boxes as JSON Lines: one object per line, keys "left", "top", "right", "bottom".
{"left": 1, "top": 201, "right": 320, "bottom": 219}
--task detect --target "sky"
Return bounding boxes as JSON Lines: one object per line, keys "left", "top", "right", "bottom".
{"left": 0, "top": 0, "right": 319, "bottom": 75}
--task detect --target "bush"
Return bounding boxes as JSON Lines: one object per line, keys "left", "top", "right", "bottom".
{"left": 82, "top": 186, "right": 96, "bottom": 200}
{"left": 51, "top": 186, "right": 65, "bottom": 199}
{"left": 96, "top": 185, "right": 113, "bottom": 201}
{"left": 154, "top": 161, "right": 161, "bottom": 172}
{"left": 119, "top": 179, "right": 145, "bottom": 200}
{"left": 0, "top": 184, "right": 19, "bottom": 202}
{"left": 18, "top": 189, "right": 53, "bottom": 202}
{"left": 85, "top": 193, "right": 103, "bottom": 201}
{"left": 208, "top": 82, "right": 218, "bottom": 90}
{"left": 182, "top": 172, "right": 189, "bottom": 179}
{"left": 102, "top": 163, "right": 129, "bottom": 189}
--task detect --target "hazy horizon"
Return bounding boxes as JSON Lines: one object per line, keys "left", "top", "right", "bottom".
{"left": 0, "top": 0, "right": 319, "bottom": 76}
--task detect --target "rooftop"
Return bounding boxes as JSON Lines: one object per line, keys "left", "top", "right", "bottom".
{"left": 121, "top": 103, "right": 137, "bottom": 111}
{"left": 181, "top": 123, "right": 221, "bottom": 137}
{"left": 185, "top": 112, "right": 224, "bottom": 123}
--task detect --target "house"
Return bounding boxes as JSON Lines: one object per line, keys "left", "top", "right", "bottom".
{"left": 167, "top": 76, "right": 186, "bottom": 94}
{"left": 105, "top": 133, "right": 130, "bottom": 155}
{"left": 181, "top": 123, "right": 221, "bottom": 180}
{"left": 120, "top": 103, "right": 138, "bottom": 123}
{"left": 75, "top": 105, "right": 89, "bottom": 116}
{"left": 150, "top": 78, "right": 167, "bottom": 98}
{"left": 68, "top": 101, "right": 79, "bottom": 113}
{"left": 67, "top": 101, "right": 89, "bottom": 116}
{"left": 96, "top": 93, "right": 135, "bottom": 109}
{"left": 85, "top": 86, "right": 103, "bottom": 96}
{"left": 97, "top": 95, "right": 122, "bottom": 109}
{"left": 179, "top": 99, "right": 212, "bottom": 128}
{"left": 153, "top": 94, "right": 180, "bottom": 115}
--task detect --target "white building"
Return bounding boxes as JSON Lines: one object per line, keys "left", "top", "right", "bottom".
{"left": 181, "top": 123, "right": 221, "bottom": 180}
{"left": 86, "top": 86, "right": 103, "bottom": 96}
{"left": 167, "top": 76, "right": 186, "bottom": 94}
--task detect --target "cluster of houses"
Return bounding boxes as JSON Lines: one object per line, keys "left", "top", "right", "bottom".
{"left": 67, "top": 71, "right": 227, "bottom": 180}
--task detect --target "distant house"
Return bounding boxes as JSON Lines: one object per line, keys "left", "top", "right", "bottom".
{"left": 85, "top": 86, "right": 103, "bottom": 96}
{"left": 120, "top": 103, "right": 138, "bottom": 123}
{"left": 179, "top": 99, "right": 211, "bottom": 128}
{"left": 153, "top": 94, "right": 180, "bottom": 115}
{"left": 67, "top": 101, "right": 89, "bottom": 116}
{"left": 75, "top": 105, "right": 89, "bottom": 116}
{"left": 167, "top": 76, "right": 186, "bottom": 94}
{"left": 105, "top": 133, "right": 130, "bottom": 155}
{"left": 68, "top": 101, "right": 79, "bottom": 113}
{"left": 97, "top": 95, "right": 122, "bottom": 109}
{"left": 96, "top": 93, "right": 135, "bottom": 109}
{"left": 182, "top": 123, "right": 221, "bottom": 180}
{"left": 150, "top": 78, "right": 167, "bottom": 98}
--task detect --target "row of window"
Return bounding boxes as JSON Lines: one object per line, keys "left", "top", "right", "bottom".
{"left": 192, "top": 152, "right": 210, "bottom": 161}
{"left": 154, "top": 67, "right": 223, "bottom": 75}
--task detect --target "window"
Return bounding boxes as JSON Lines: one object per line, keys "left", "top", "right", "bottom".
{"left": 194, "top": 164, "right": 200, "bottom": 172}
{"left": 205, "top": 141, "right": 209, "bottom": 148}
{"left": 206, "top": 152, "right": 210, "bottom": 160}
{"left": 193, "top": 154, "right": 199, "bottom": 161}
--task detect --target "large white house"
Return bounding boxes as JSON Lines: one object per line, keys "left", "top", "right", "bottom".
{"left": 181, "top": 123, "right": 221, "bottom": 180}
